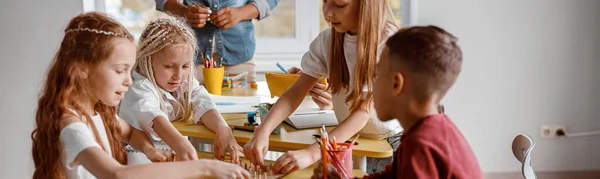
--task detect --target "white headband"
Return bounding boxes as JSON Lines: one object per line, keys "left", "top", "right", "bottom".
{"left": 65, "top": 28, "right": 128, "bottom": 38}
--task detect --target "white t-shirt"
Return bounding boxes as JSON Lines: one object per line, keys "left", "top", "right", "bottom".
{"left": 300, "top": 28, "right": 403, "bottom": 139}
{"left": 119, "top": 72, "right": 216, "bottom": 141}
{"left": 60, "top": 112, "right": 113, "bottom": 179}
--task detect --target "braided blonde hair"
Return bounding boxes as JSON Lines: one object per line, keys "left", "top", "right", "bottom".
{"left": 136, "top": 18, "right": 198, "bottom": 123}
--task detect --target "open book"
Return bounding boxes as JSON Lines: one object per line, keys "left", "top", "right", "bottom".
{"left": 284, "top": 108, "right": 339, "bottom": 129}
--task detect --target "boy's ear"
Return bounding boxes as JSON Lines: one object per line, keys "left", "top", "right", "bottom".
{"left": 392, "top": 72, "right": 404, "bottom": 96}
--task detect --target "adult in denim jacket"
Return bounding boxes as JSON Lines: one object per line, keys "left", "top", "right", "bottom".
{"left": 156, "top": 0, "right": 279, "bottom": 82}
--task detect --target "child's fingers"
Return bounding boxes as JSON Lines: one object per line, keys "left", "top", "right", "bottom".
{"left": 313, "top": 82, "right": 328, "bottom": 90}
{"left": 310, "top": 87, "right": 332, "bottom": 99}
{"left": 165, "top": 151, "right": 175, "bottom": 161}
{"left": 242, "top": 145, "right": 254, "bottom": 165}
{"left": 281, "top": 163, "right": 298, "bottom": 174}
{"left": 309, "top": 90, "right": 331, "bottom": 104}
{"left": 230, "top": 146, "right": 239, "bottom": 164}
{"left": 214, "top": 144, "right": 224, "bottom": 160}
{"left": 148, "top": 150, "right": 167, "bottom": 162}
{"left": 242, "top": 147, "right": 249, "bottom": 162}
{"left": 247, "top": 148, "right": 259, "bottom": 166}
{"left": 255, "top": 147, "right": 265, "bottom": 166}
{"left": 156, "top": 152, "right": 168, "bottom": 162}
{"left": 311, "top": 95, "right": 326, "bottom": 108}
{"left": 272, "top": 155, "right": 293, "bottom": 174}
{"left": 287, "top": 67, "right": 302, "bottom": 74}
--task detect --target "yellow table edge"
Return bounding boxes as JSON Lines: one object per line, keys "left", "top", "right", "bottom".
{"left": 176, "top": 121, "right": 394, "bottom": 158}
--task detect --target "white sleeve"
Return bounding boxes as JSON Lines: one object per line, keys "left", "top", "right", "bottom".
{"left": 190, "top": 78, "right": 217, "bottom": 123}
{"left": 60, "top": 122, "right": 101, "bottom": 169}
{"left": 301, "top": 29, "right": 331, "bottom": 79}
{"left": 119, "top": 80, "right": 168, "bottom": 141}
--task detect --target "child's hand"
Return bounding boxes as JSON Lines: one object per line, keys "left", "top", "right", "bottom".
{"left": 143, "top": 147, "right": 174, "bottom": 162}
{"left": 272, "top": 149, "right": 318, "bottom": 174}
{"left": 214, "top": 126, "right": 243, "bottom": 163}
{"left": 287, "top": 67, "right": 302, "bottom": 74}
{"left": 311, "top": 163, "right": 341, "bottom": 179}
{"left": 173, "top": 139, "right": 199, "bottom": 161}
{"left": 287, "top": 66, "right": 333, "bottom": 110}
{"left": 242, "top": 134, "right": 269, "bottom": 166}
{"left": 210, "top": 6, "right": 242, "bottom": 29}
{"left": 200, "top": 159, "right": 252, "bottom": 179}
{"left": 186, "top": 4, "right": 212, "bottom": 28}
{"left": 309, "top": 82, "right": 333, "bottom": 110}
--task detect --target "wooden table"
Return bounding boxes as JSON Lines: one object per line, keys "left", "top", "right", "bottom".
{"left": 197, "top": 151, "right": 367, "bottom": 178}
{"left": 176, "top": 82, "right": 393, "bottom": 172}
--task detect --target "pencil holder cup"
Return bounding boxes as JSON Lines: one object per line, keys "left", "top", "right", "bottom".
{"left": 326, "top": 143, "right": 353, "bottom": 177}
{"left": 256, "top": 103, "right": 282, "bottom": 134}
{"left": 265, "top": 72, "right": 327, "bottom": 98}
{"left": 202, "top": 66, "right": 225, "bottom": 95}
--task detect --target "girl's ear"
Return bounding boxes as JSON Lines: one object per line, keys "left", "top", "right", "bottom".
{"left": 392, "top": 72, "right": 404, "bottom": 96}
{"left": 75, "top": 62, "right": 90, "bottom": 79}
{"left": 82, "top": 67, "right": 89, "bottom": 79}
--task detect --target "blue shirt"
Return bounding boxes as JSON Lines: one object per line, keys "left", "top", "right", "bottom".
{"left": 156, "top": 0, "right": 280, "bottom": 65}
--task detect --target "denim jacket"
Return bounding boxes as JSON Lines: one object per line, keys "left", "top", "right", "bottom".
{"left": 156, "top": 0, "right": 279, "bottom": 65}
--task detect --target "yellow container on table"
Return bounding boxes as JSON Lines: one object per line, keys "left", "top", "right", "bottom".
{"left": 265, "top": 72, "right": 327, "bottom": 98}
{"left": 202, "top": 66, "right": 225, "bottom": 95}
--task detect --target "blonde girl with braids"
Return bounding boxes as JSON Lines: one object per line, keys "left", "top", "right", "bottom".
{"left": 244, "top": 0, "right": 403, "bottom": 174}
{"left": 32, "top": 12, "right": 250, "bottom": 179}
{"left": 119, "top": 18, "right": 242, "bottom": 163}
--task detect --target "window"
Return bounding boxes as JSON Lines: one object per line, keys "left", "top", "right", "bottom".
{"left": 254, "top": 0, "right": 295, "bottom": 38}
{"left": 87, "top": 0, "right": 411, "bottom": 72}
{"left": 101, "top": 0, "right": 171, "bottom": 41}
{"left": 319, "top": 0, "right": 402, "bottom": 31}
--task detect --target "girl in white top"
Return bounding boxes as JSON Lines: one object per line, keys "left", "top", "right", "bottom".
{"left": 243, "top": 0, "right": 403, "bottom": 174}
{"left": 31, "top": 12, "right": 250, "bottom": 179}
{"left": 118, "top": 18, "right": 241, "bottom": 162}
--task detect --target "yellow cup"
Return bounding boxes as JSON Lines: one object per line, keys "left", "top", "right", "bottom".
{"left": 202, "top": 67, "right": 225, "bottom": 95}
{"left": 265, "top": 72, "right": 327, "bottom": 98}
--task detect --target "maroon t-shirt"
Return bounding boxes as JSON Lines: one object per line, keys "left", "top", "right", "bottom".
{"left": 361, "top": 113, "right": 483, "bottom": 179}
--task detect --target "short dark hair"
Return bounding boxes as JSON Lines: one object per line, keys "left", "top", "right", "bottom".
{"left": 385, "top": 25, "right": 463, "bottom": 100}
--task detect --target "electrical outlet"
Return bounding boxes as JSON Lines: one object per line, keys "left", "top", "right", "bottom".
{"left": 540, "top": 125, "right": 567, "bottom": 139}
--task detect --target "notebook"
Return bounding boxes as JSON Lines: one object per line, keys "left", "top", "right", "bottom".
{"left": 210, "top": 95, "right": 274, "bottom": 113}
{"left": 284, "top": 108, "right": 339, "bottom": 129}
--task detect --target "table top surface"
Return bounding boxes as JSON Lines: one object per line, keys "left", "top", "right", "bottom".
{"left": 175, "top": 82, "right": 393, "bottom": 158}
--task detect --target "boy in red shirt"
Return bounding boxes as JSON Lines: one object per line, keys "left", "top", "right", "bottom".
{"left": 313, "top": 25, "right": 484, "bottom": 179}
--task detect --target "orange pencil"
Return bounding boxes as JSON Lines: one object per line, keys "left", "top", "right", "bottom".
{"left": 332, "top": 136, "right": 338, "bottom": 150}
{"left": 321, "top": 137, "right": 328, "bottom": 179}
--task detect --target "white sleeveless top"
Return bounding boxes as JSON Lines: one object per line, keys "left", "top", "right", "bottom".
{"left": 60, "top": 112, "right": 113, "bottom": 179}
{"left": 300, "top": 28, "right": 403, "bottom": 139}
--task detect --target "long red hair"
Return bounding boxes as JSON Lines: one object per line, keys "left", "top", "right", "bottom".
{"left": 31, "top": 12, "right": 133, "bottom": 179}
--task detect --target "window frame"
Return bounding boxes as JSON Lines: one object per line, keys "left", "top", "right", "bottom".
{"left": 85, "top": 0, "right": 416, "bottom": 72}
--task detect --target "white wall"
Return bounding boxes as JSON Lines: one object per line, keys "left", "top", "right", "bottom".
{"left": 0, "top": 1, "right": 83, "bottom": 178}
{"left": 417, "top": 0, "right": 600, "bottom": 173}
